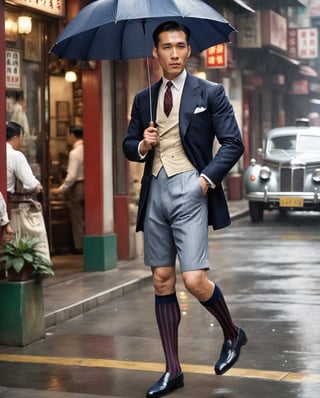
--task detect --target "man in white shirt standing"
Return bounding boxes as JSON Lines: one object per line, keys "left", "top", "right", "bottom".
{"left": 6, "top": 121, "right": 42, "bottom": 194}
{"left": 51, "top": 126, "right": 84, "bottom": 254}
{"left": 6, "top": 121, "right": 50, "bottom": 260}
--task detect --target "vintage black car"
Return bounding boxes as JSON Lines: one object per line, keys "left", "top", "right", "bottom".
{"left": 244, "top": 119, "right": 320, "bottom": 222}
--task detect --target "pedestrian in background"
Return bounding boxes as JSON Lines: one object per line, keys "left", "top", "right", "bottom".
{"left": 123, "top": 21, "right": 246, "bottom": 397}
{"left": 6, "top": 121, "right": 50, "bottom": 260}
{"left": 6, "top": 121, "right": 42, "bottom": 195}
{"left": 51, "top": 126, "right": 84, "bottom": 254}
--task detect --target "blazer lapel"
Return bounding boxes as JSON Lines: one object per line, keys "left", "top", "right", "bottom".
{"left": 179, "top": 73, "right": 199, "bottom": 137}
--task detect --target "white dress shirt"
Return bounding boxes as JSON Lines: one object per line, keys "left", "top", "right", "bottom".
{"left": 6, "top": 143, "right": 41, "bottom": 194}
{"left": 59, "top": 140, "right": 84, "bottom": 192}
{"left": 160, "top": 69, "right": 187, "bottom": 110}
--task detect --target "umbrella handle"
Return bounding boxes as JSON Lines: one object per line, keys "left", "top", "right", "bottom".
{"left": 146, "top": 57, "right": 154, "bottom": 126}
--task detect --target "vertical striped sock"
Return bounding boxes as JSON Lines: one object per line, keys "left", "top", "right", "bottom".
{"left": 155, "top": 293, "right": 181, "bottom": 378}
{"left": 200, "top": 284, "right": 238, "bottom": 340}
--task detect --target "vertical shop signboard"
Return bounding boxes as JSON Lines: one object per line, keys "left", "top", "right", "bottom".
{"left": 5, "top": 49, "right": 21, "bottom": 90}
{"left": 288, "top": 27, "right": 318, "bottom": 59}
{"left": 205, "top": 44, "right": 228, "bottom": 68}
{"left": 288, "top": 28, "right": 298, "bottom": 58}
{"left": 297, "top": 28, "right": 318, "bottom": 59}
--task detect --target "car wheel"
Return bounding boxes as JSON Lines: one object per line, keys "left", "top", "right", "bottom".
{"left": 249, "top": 201, "right": 264, "bottom": 222}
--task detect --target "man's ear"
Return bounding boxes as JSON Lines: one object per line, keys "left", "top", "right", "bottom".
{"left": 152, "top": 47, "right": 158, "bottom": 60}
{"left": 187, "top": 45, "right": 191, "bottom": 58}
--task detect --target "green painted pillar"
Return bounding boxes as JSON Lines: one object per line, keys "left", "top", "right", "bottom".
{"left": 0, "top": 279, "right": 45, "bottom": 346}
{"left": 83, "top": 234, "right": 117, "bottom": 271}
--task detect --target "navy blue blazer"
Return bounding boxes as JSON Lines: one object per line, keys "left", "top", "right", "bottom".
{"left": 123, "top": 72, "right": 244, "bottom": 232}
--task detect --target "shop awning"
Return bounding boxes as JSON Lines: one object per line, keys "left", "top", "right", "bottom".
{"left": 249, "top": 0, "right": 309, "bottom": 9}
{"left": 300, "top": 65, "right": 318, "bottom": 78}
{"left": 232, "top": 0, "right": 255, "bottom": 13}
{"left": 295, "top": 0, "right": 308, "bottom": 5}
{"left": 269, "top": 50, "right": 300, "bottom": 66}
{"left": 204, "top": 0, "right": 255, "bottom": 13}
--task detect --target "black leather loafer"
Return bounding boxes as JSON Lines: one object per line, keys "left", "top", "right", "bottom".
{"left": 215, "top": 327, "right": 247, "bottom": 375}
{"left": 146, "top": 372, "right": 184, "bottom": 397}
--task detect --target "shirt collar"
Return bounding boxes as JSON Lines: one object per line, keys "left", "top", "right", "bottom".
{"left": 162, "top": 69, "right": 187, "bottom": 91}
{"left": 73, "top": 139, "right": 83, "bottom": 148}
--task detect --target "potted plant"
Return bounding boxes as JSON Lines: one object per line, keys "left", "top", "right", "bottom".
{"left": 0, "top": 237, "right": 54, "bottom": 346}
{"left": 0, "top": 236, "right": 54, "bottom": 281}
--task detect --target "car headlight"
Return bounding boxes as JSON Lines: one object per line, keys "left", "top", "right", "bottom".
{"left": 312, "top": 168, "right": 320, "bottom": 183}
{"left": 259, "top": 166, "right": 271, "bottom": 180}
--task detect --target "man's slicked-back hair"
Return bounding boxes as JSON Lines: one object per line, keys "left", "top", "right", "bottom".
{"left": 70, "top": 125, "right": 83, "bottom": 139}
{"left": 153, "top": 21, "right": 190, "bottom": 48}
{"left": 6, "top": 121, "right": 24, "bottom": 141}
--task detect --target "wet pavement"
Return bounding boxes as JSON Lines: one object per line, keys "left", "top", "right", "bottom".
{"left": 3, "top": 200, "right": 320, "bottom": 397}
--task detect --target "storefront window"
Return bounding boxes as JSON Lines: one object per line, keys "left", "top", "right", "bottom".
{"left": 4, "top": 2, "right": 78, "bottom": 255}
{"left": 5, "top": 12, "right": 44, "bottom": 181}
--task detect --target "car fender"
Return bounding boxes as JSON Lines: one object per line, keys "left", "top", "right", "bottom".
{"left": 244, "top": 164, "right": 279, "bottom": 193}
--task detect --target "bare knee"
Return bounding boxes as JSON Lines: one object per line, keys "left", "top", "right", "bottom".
{"left": 152, "top": 266, "right": 176, "bottom": 295}
{"left": 181, "top": 270, "right": 214, "bottom": 301}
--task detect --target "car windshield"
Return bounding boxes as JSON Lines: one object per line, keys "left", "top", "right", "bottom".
{"left": 269, "top": 135, "right": 296, "bottom": 151}
{"left": 297, "top": 134, "right": 320, "bottom": 152}
{"left": 269, "top": 134, "right": 320, "bottom": 153}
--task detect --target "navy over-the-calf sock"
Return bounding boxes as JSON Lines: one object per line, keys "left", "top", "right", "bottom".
{"left": 155, "top": 293, "right": 181, "bottom": 378}
{"left": 200, "top": 284, "right": 238, "bottom": 341}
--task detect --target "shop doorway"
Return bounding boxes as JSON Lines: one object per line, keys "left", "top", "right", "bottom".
{"left": 48, "top": 73, "right": 83, "bottom": 254}
{"left": 49, "top": 75, "right": 73, "bottom": 254}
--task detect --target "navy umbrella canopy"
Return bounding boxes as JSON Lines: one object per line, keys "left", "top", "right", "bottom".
{"left": 50, "top": 0, "right": 237, "bottom": 61}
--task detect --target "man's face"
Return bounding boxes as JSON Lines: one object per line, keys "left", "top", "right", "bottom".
{"left": 152, "top": 30, "right": 191, "bottom": 80}
{"left": 12, "top": 133, "right": 23, "bottom": 149}
{"left": 68, "top": 132, "right": 76, "bottom": 145}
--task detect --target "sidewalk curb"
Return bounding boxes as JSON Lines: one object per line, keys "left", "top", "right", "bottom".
{"left": 231, "top": 208, "right": 249, "bottom": 221}
{"left": 45, "top": 274, "right": 152, "bottom": 328}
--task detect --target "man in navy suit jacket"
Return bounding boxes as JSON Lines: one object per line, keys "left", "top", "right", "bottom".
{"left": 123, "top": 21, "right": 246, "bottom": 398}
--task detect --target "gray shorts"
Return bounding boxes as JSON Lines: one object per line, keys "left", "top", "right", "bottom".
{"left": 143, "top": 168, "right": 211, "bottom": 272}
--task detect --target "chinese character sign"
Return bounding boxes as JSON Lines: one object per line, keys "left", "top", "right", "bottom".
{"left": 297, "top": 28, "right": 318, "bottom": 59}
{"left": 6, "top": 49, "right": 21, "bottom": 90}
{"left": 288, "top": 28, "right": 298, "bottom": 58}
{"left": 11, "top": 0, "right": 65, "bottom": 17}
{"left": 205, "top": 44, "right": 227, "bottom": 68}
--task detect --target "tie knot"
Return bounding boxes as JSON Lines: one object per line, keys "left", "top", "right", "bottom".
{"left": 166, "top": 81, "right": 173, "bottom": 89}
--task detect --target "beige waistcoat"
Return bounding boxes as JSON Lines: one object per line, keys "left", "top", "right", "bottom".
{"left": 152, "top": 89, "right": 195, "bottom": 177}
